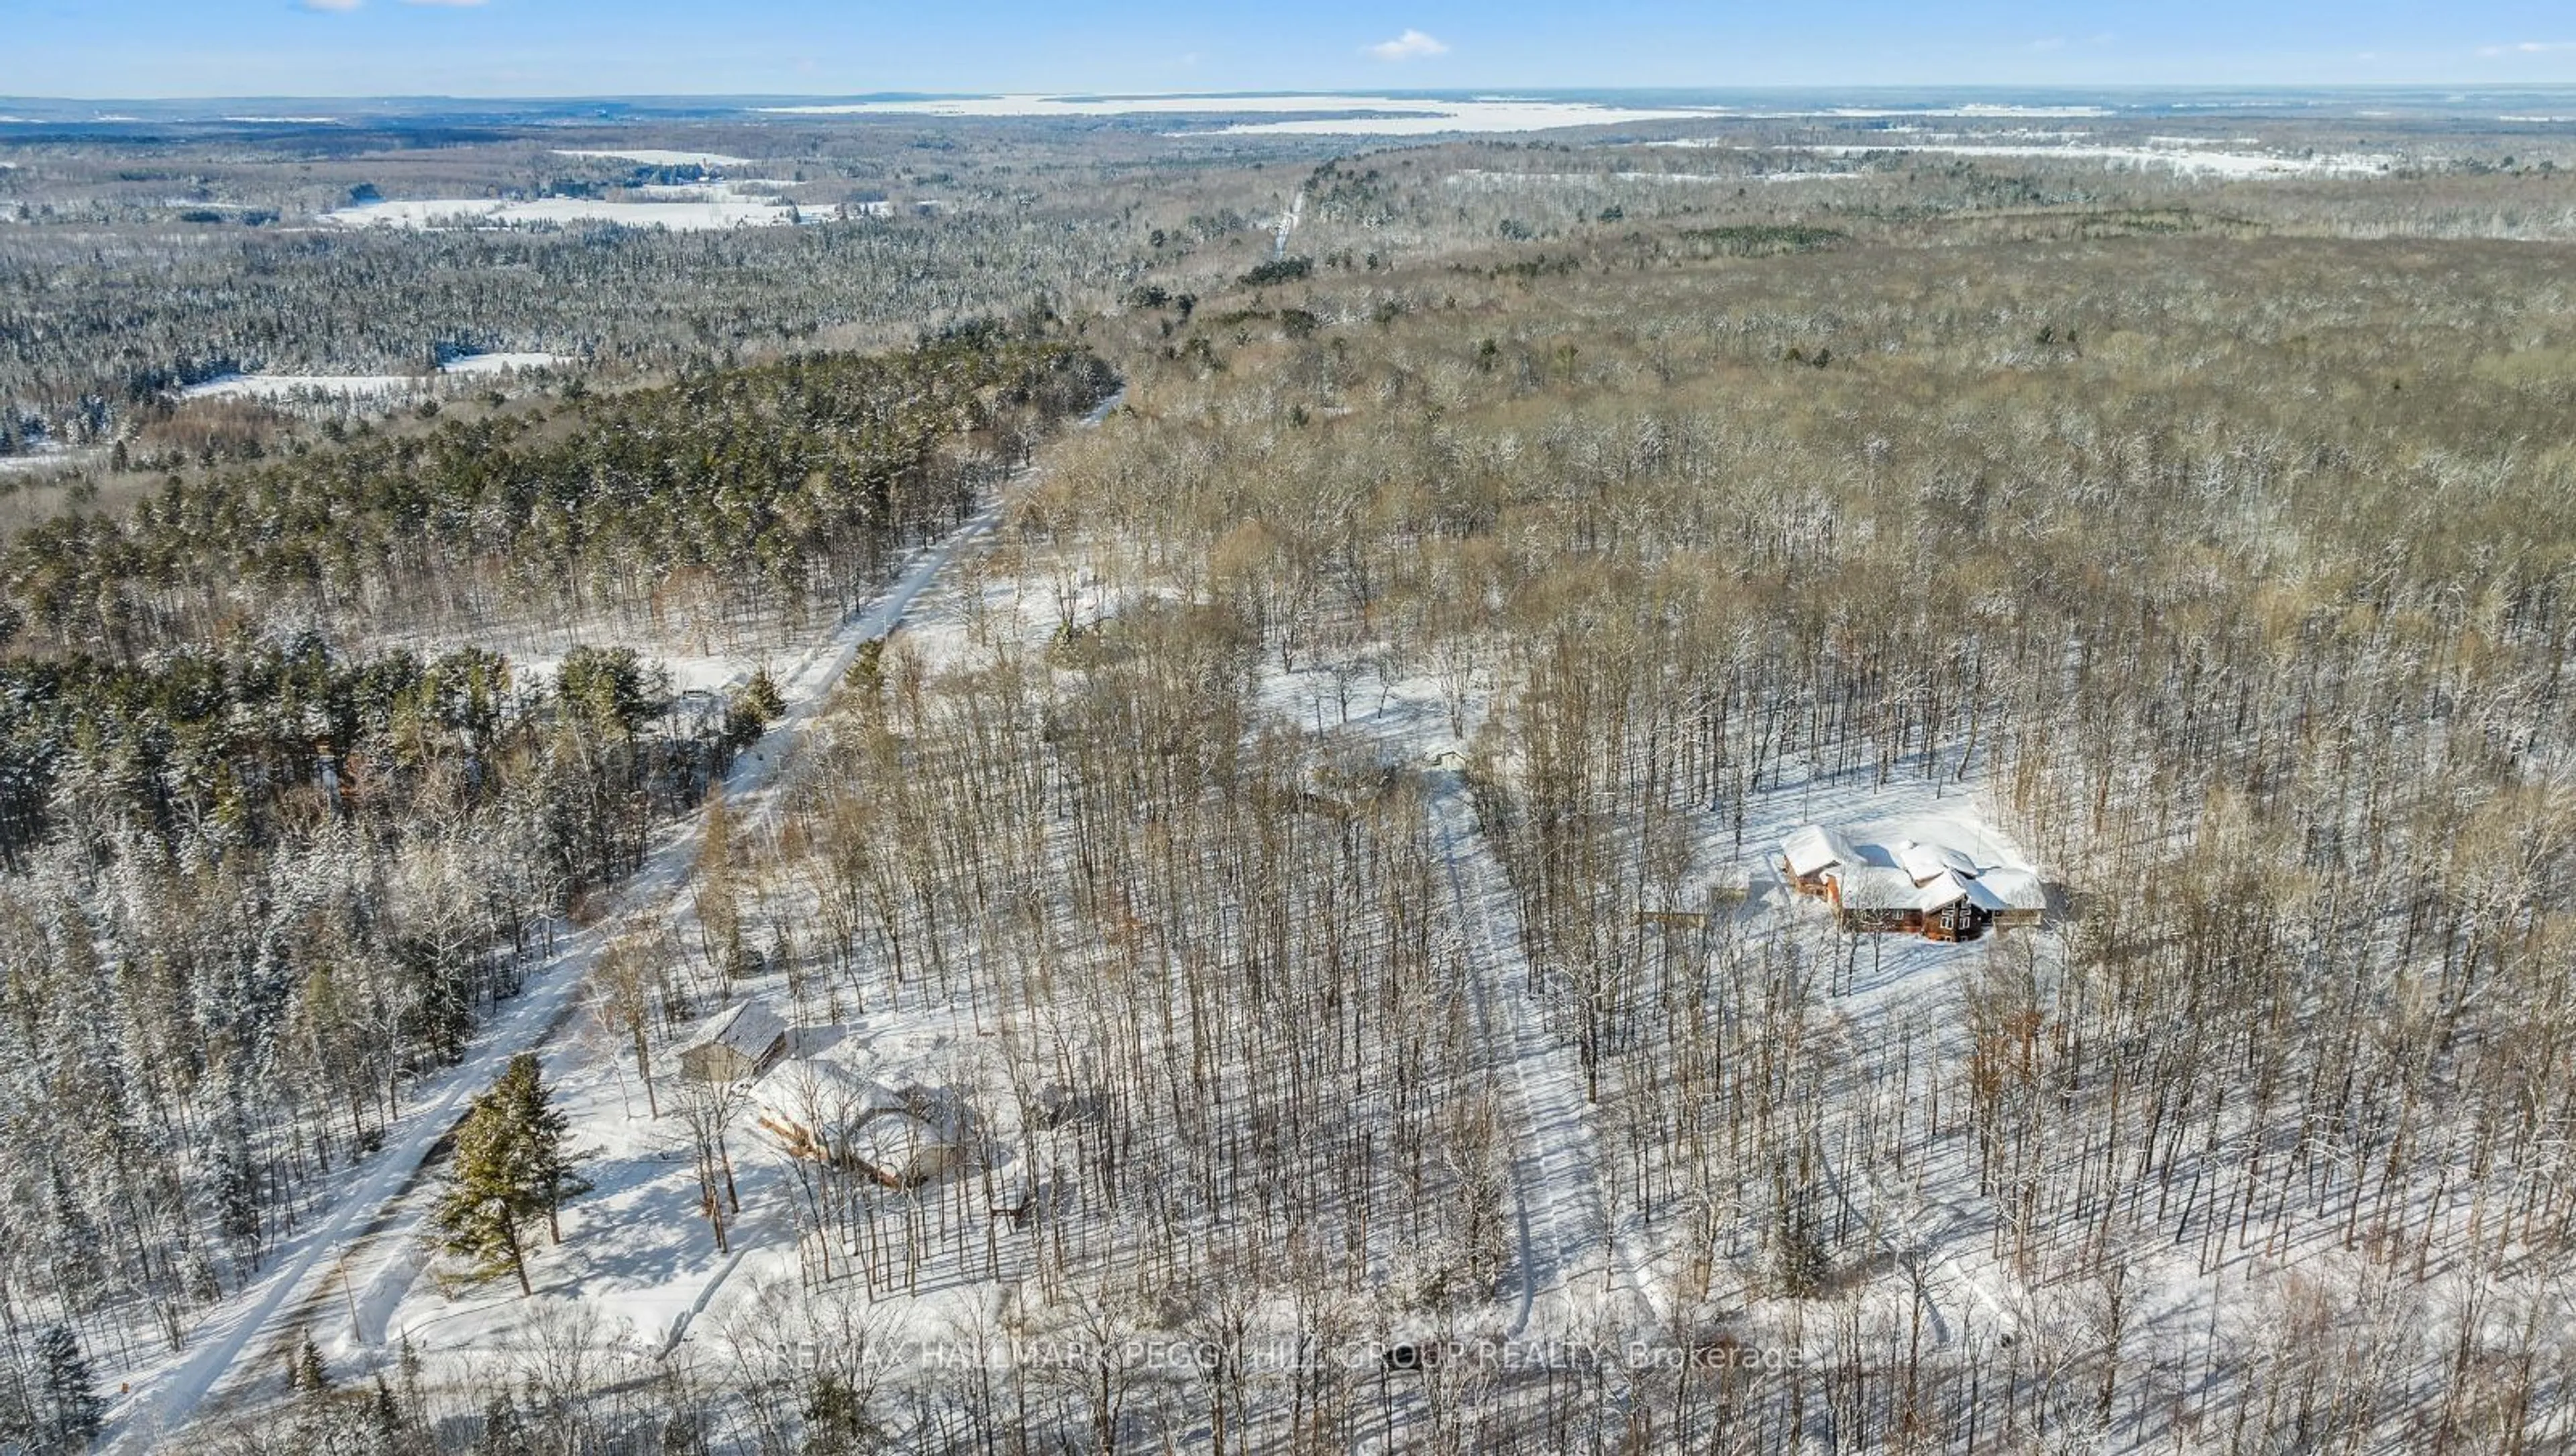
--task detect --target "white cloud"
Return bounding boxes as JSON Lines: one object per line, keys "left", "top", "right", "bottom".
{"left": 303, "top": 0, "right": 363, "bottom": 11}
{"left": 1366, "top": 29, "right": 1448, "bottom": 62}
{"left": 2481, "top": 40, "right": 2576, "bottom": 56}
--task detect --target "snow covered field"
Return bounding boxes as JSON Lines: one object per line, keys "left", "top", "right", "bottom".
{"left": 179, "top": 351, "right": 570, "bottom": 402}
{"left": 553, "top": 148, "right": 755, "bottom": 167}
{"left": 760, "top": 93, "right": 1723, "bottom": 135}
{"left": 624, "top": 178, "right": 797, "bottom": 201}
{"left": 1662, "top": 135, "right": 2400, "bottom": 178}
{"left": 0, "top": 444, "right": 95, "bottom": 474}
{"left": 321, "top": 196, "right": 800, "bottom": 231}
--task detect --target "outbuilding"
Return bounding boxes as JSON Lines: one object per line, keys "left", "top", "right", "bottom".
{"left": 675, "top": 1000, "right": 790, "bottom": 1084}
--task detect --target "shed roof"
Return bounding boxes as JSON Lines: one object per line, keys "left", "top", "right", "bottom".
{"left": 678, "top": 999, "right": 788, "bottom": 1061}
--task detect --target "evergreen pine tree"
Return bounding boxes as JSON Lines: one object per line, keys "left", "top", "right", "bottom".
{"left": 434, "top": 1092, "right": 535, "bottom": 1296}
{"left": 0, "top": 1357, "right": 35, "bottom": 1453}
{"left": 34, "top": 1324, "right": 103, "bottom": 1452}
{"left": 367, "top": 1375, "right": 407, "bottom": 1445}
{"left": 43, "top": 1163, "right": 105, "bottom": 1318}
{"left": 802, "top": 1371, "right": 879, "bottom": 1455}
{"left": 209, "top": 1094, "right": 262, "bottom": 1260}
{"left": 290, "top": 1329, "right": 329, "bottom": 1393}
{"left": 396, "top": 1332, "right": 425, "bottom": 1419}
{"left": 431, "top": 1053, "right": 588, "bottom": 1294}
{"left": 490, "top": 1053, "right": 590, "bottom": 1244}
{"left": 722, "top": 667, "right": 786, "bottom": 750}
{"left": 476, "top": 1390, "right": 531, "bottom": 1456}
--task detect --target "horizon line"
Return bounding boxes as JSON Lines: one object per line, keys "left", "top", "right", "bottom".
{"left": 9, "top": 81, "right": 2576, "bottom": 106}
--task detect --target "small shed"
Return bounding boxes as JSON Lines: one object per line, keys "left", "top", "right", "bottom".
{"left": 675, "top": 1000, "right": 789, "bottom": 1084}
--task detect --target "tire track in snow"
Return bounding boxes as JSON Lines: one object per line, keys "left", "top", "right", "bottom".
{"left": 1430, "top": 772, "right": 1660, "bottom": 1338}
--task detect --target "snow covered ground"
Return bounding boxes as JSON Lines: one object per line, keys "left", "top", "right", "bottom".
{"left": 0, "top": 442, "right": 96, "bottom": 474}
{"left": 172, "top": 447, "right": 2490, "bottom": 1447}
{"left": 553, "top": 148, "right": 755, "bottom": 167}
{"left": 1662, "top": 136, "right": 2400, "bottom": 178}
{"left": 178, "top": 351, "right": 570, "bottom": 402}
{"left": 321, "top": 196, "right": 800, "bottom": 231}
{"left": 759, "top": 93, "right": 1723, "bottom": 135}
{"left": 1432, "top": 772, "right": 1662, "bottom": 1339}
{"left": 625, "top": 178, "right": 798, "bottom": 201}
{"left": 358, "top": 533, "right": 2057, "bottom": 1404}
{"left": 437, "top": 350, "right": 570, "bottom": 378}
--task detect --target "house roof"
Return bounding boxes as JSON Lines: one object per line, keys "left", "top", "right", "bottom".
{"left": 1782, "top": 825, "right": 1857, "bottom": 878}
{"left": 847, "top": 1107, "right": 959, "bottom": 1181}
{"left": 1911, "top": 870, "right": 1972, "bottom": 911}
{"left": 678, "top": 999, "right": 788, "bottom": 1061}
{"left": 1968, "top": 868, "right": 2047, "bottom": 912}
{"left": 853, "top": 1108, "right": 943, "bottom": 1159}
{"left": 752, "top": 1059, "right": 969, "bottom": 1142}
{"left": 1896, "top": 839, "right": 1980, "bottom": 884}
{"left": 1837, "top": 865, "right": 1968, "bottom": 911}
{"left": 751, "top": 1057, "right": 887, "bottom": 1126}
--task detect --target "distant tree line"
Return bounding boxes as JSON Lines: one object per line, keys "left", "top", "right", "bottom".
{"left": 3, "top": 328, "right": 1116, "bottom": 656}
{"left": 0, "top": 209, "right": 1141, "bottom": 446}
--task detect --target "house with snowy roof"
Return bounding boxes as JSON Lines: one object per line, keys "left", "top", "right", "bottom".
{"left": 749, "top": 1057, "right": 968, "bottom": 1188}
{"left": 1778, "top": 824, "right": 2047, "bottom": 941}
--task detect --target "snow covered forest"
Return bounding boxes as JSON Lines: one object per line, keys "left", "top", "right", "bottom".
{"left": 3, "top": 95, "right": 2576, "bottom": 1453}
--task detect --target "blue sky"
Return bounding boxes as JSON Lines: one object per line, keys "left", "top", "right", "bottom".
{"left": 7, "top": 1, "right": 2576, "bottom": 99}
